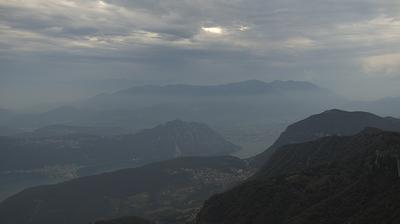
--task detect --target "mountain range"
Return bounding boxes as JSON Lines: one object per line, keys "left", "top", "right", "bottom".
{"left": 113, "top": 80, "right": 324, "bottom": 96}
{"left": 0, "top": 120, "right": 239, "bottom": 202}
{"left": 0, "top": 80, "right": 343, "bottom": 159}
{"left": 2, "top": 109, "right": 400, "bottom": 223}
{"left": 0, "top": 80, "right": 340, "bottom": 132}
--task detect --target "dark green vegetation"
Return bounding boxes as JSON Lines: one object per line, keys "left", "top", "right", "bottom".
{"left": 0, "top": 156, "right": 253, "bottom": 224}
{"left": 196, "top": 128, "right": 400, "bottom": 224}
{"left": 93, "top": 216, "right": 154, "bottom": 224}
{"left": 251, "top": 109, "right": 400, "bottom": 167}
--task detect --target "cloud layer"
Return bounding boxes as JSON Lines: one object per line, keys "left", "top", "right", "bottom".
{"left": 1, "top": 0, "right": 400, "bottom": 108}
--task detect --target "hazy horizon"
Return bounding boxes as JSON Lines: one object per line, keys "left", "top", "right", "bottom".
{"left": 1, "top": 0, "right": 400, "bottom": 110}
{"left": 2, "top": 2, "right": 400, "bottom": 223}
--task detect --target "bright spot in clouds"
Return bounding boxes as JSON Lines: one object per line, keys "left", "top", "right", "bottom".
{"left": 201, "top": 26, "right": 223, "bottom": 34}
{"left": 97, "top": 0, "right": 107, "bottom": 8}
{"left": 239, "top": 26, "right": 249, "bottom": 31}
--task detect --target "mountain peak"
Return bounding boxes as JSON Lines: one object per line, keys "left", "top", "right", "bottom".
{"left": 322, "top": 108, "right": 348, "bottom": 114}
{"left": 250, "top": 109, "right": 400, "bottom": 168}
{"left": 132, "top": 120, "right": 240, "bottom": 158}
{"left": 155, "top": 119, "right": 206, "bottom": 131}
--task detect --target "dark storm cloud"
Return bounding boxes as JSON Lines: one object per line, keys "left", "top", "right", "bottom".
{"left": 1, "top": 0, "right": 400, "bottom": 108}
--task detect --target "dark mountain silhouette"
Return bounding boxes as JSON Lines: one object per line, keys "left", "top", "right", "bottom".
{"left": 0, "top": 156, "right": 253, "bottom": 224}
{"left": 250, "top": 109, "right": 400, "bottom": 167}
{"left": 93, "top": 216, "right": 154, "bottom": 224}
{"left": 196, "top": 128, "right": 400, "bottom": 224}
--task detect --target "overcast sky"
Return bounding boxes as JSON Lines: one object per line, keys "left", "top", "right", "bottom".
{"left": 1, "top": 0, "right": 400, "bottom": 109}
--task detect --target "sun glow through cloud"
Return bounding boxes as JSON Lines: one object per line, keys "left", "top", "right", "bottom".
{"left": 201, "top": 26, "right": 223, "bottom": 34}
{"left": 97, "top": 0, "right": 107, "bottom": 8}
{"left": 239, "top": 25, "right": 249, "bottom": 31}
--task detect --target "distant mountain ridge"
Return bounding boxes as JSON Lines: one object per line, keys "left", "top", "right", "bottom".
{"left": 0, "top": 80, "right": 339, "bottom": 131}
{"left": 115, "top": 80, "right": 324, "bottom": 96}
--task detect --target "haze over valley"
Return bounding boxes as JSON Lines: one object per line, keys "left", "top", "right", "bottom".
{"left": 1, "top": 0, "right": 400, "bottom": 224}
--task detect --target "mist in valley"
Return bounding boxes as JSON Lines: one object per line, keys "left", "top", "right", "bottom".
{"left": 1, "top": 0, "right": 400, "bottom": 224}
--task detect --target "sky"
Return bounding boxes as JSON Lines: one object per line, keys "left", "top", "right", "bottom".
{"left": 1, "top": 0, "right": 400, "bottom": 110}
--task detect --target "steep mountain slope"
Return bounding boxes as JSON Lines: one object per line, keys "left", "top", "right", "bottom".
{"left": 196, "top": 128, "right": 400, "bottom": 224}
{"left": 251, "top": 109, "right": 400, "bottom": 167}
{"left": 0, "top": 156, "right": 253, "bottom": 224}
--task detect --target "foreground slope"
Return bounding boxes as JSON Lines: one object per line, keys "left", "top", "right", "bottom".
{"left": 251, "top": 109, "right": 400, "bottom": 167}
{"left": 93, "top": 216, "right": 154, "bottom": 224}
{"left": 196, "top": 128, "right": 400, "bottom": 224}
{"left": 0, "top": 156, "right": 253, "bottom": 224}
